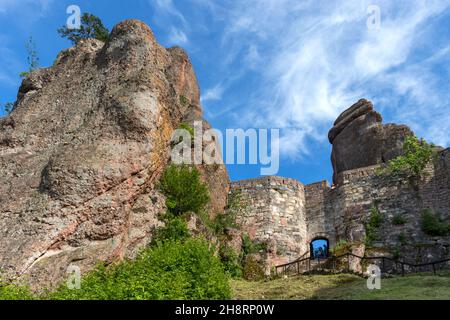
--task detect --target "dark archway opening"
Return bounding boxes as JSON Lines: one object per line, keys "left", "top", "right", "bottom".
{"left": 310, "top": 238, "right": 329, "bottom": 259}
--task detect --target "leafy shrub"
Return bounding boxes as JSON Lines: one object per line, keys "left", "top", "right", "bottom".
{"left": 392, "top": 215, "right": 407, "bottom": 226}
{"left": 198, "top": 191, "right": 244, "bottom": 237}
{"left": 19, "top": 36, "right": 39, "bottom": 79}
{"left": 364, "top": 206, "right": 384, "bottom": 246}
{"left": 421, "top": 210, "right": 450, "bottom": 237}
{"left": 57, "top": 13, "right": 109, "bottom": 45}
{"left": 330, "top": 240, "right": 351, "bottom": 256}
{"left": 209, "top": 212, "right": 238, "bottom": 236}
{"left": 219, "top": 245, "right": 242, "bottom": 278}
{"left": 0, "top": 278, "right": 34, "bottom": 300}
{"left": 151, "top": 213, "right": 190, "bottom": 245}
{"left": 242, "top": 256, "right": 265, "bottom": 281}
{"left": 48, "top": 238, "right": 230, "bottom": 300}
{"left": 379, "top": 136, "right": 435, "bottom": 179}
{"left": 159, "top": 165, "right": 210, "bottom": 216}
{"left": 180, "top": 95, "right": 190, "bottom": 107}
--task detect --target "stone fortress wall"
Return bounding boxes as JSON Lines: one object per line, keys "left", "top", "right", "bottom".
{"left": 230, "top": 176, "right": 308, "bottom": 267}
{"left": 231, "top": 100, "right": 450, "bottom": 268}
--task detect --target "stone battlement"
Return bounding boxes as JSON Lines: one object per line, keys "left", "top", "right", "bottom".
{"left": 231, "top": 103, "right": 450, "bottom": 270}
{"left": 230, "top": 175, "right": 304, "bottom": 190}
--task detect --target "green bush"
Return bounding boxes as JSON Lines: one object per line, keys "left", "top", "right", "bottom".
{"left": 159, "top": 165, "right": 210, "bottom": 216}
{"left": 198, "top": 191, "right": 243, "bottom": 237}
{"left": 151, "top": 213, "right": 190, "bottom": 245}
{"left": 219, "top": 245, "right": 243, "bottom": 278}
{"left": 392, "top": 215, "right": 407, "bottom": 225}
{"left": 421, "top": 210, "right": 450, "bottom": 237}
{"left": 209, "top": 212, "right": 238, "bottom": 236}
{"left": 180, "top": 95, "right": 190, "bottom": 107}
{"left": 57, "top": 13, "right": 109, "bottom": 45}
{"left": 364, "top": 206, "right": 384, "bottom": 246}
{"left": 0, "top": 279, "right": 35, "bottom": 300}
{"left": 379, "top": 136, "right": 435, "bottom": 179}
{"left": 242, "top": 234, "right": 267, "bottom": 256}
{"left": 47, "top": 238, "right": 230, "bottom": 300}
{"left": 330, "top": 240, "right": 351, "bottom": 256}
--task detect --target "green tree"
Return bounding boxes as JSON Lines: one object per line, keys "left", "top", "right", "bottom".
{"left": 380, "top": 135, "right": 435, "bottom": 179}
{"left": 159, "top": 165, "right": 210, "bottom": 216}
{"left": 151, "top": 213, "right": 190, "bottom": 245}
{"left": 19, "top": 36, "right": 40, "bottom": 79}
{"left": 57, "top": 13, "right": 109, "bottom": 45}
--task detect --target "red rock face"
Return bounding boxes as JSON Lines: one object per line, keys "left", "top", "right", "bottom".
{"left": 0, "top": 20, "right": 229, "bottom": 289}
{"left": 329, "top": 99, "right": 414, "bottom": 185}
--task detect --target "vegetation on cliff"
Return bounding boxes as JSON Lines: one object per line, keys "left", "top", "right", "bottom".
{"left": 378, "top": 135, "right": 435, "bottom": 180}
{"left": 364, "top": 205, "right": 384, "bottom": 247}
{"left": 159, "top": 164, "right": 210, "bottom": 216}
{"left": 0, "top": 164, "right": 231, "bottom": 300}
{"left": 57, "top": 13, "right": 110, "bottom": 45}
{"left": 47, "top": 238, "right": 230, "bottom": 300}
{"left": 421, "top": 210, "right": 450, "bottom": 237}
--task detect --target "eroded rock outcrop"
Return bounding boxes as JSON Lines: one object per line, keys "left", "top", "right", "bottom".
{"left": 329, "top": 99, "right": 414, "bottom": 185}
{"left": 0, "top": 20, "right": 229, "bottom": 288}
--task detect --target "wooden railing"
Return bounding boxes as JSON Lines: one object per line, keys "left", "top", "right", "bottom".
{"left": 274, "top": 252, "right": 450, "bottom": 277}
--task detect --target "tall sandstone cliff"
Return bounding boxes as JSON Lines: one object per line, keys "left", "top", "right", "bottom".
{"left": 0, "top": 20, "right": 229, "bottom": 288}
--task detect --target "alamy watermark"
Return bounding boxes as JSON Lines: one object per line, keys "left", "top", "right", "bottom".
{"left": 367, "top": 5, "right": 381, "bottom": 30}
{"left": 171, "top": 121, "right": 280, "bottom": 176}
{"left": 66, "top": 265, "right": 81, "bottom": 290}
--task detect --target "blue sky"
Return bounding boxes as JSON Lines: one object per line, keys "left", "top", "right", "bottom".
{"left": 1, "top": 0, "right": 449, "bottom": 184}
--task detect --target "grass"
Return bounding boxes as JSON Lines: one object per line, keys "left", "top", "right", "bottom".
{"left": 231, "top": 272, "right": 450, "bottom": 300}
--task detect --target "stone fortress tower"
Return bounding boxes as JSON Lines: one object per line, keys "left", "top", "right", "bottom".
{"left": 231, "top": 99, "right": 450, "bottom": 269}
{"left": 0, "top": 20, "right": 448, "bottom": 287}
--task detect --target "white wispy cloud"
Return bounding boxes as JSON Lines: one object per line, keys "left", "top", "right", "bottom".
{"left": 154, "top": 0, "right": 186, "bottom": 23}
{"left": 150, "top": 0, "right": 190, "bottom": 45}
{"left": 168, "top": 27, "right": 188, "bottom": 45}
{"left": 201, "top": 84, "right": 225, "bottom": 103}
{"left": 0, "top": 0, "right": 52, "bottom": 15}
{"left": 201, "top": 0, "right": 450, "bottom": 156}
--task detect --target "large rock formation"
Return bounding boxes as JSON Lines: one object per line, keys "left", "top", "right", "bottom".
{"left": 329, "top": 99, "right": 414, "bottom": 185}
{"left": 0, "top": 20, "right": 229, "bottom": 288}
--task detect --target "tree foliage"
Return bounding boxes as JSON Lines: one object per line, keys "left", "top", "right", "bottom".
{"left": 3, "top": 102, "right": 14, "bottom": 115}
{"left": 364, "top": 205, "right": 384, "bottom": 246}
{"left": 57, "top": 13, "right": 109, "bottom": 45}
{"left": 151, "top": 213, "right": 190, "bottom": 245}
{"left": 421, "top": 210, "right": 450, "bottom": 237}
